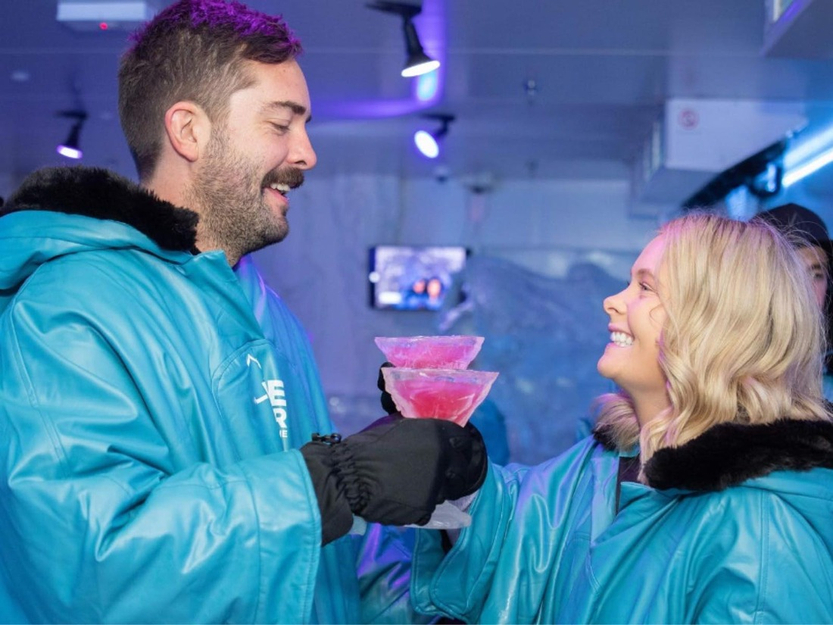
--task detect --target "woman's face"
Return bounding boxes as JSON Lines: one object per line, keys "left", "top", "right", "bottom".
{"left": 597, "top": 234, "right": 669, "bottom": 416}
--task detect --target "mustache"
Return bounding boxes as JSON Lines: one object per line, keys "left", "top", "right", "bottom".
{"left": 263, "top": 167, "right": 305, "bottom": 190}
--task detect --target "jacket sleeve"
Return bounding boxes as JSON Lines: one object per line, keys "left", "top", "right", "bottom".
{"left": 410, "top": 463, "right": 515, "bottom": 622}
{"left": 0, "top": 289, "right": 323, "bottom": 623}
{"left": 410, "top": 438, "right": 604, "bottom": 624}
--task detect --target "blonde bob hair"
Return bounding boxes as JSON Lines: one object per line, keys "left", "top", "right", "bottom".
{"left": 595, "top": 212, "right": 830, "bottom": 468}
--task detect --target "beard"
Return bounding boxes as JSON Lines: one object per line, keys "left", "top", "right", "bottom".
{"left": 185, "top": 127, "right": 304, "bottom": 263}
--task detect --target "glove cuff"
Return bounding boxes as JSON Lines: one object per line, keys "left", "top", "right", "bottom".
{"left": 462, "top": 422, "right": 489, "bottom": 496}
{"left": 331, "top": 442, "right": 370, "bottom": 514}
{"left": 299, "top": 439, "right": 355, "bottom": 545}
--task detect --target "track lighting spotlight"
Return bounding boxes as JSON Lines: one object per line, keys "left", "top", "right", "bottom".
{"left": 401, "top": 18, "right": 439, "bottom": 77}
{"left": 414, "top": 113, "right": 454, "bottom": 159}
{"left": 366, "top": 1, "right": 440, "bottom": 78}
{"left": 57, "top": 110, "right": 88, "bottom": 159}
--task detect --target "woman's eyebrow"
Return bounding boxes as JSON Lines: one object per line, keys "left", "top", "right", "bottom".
{"left": 635, "top": 268, "right": 653, "bottom": 278}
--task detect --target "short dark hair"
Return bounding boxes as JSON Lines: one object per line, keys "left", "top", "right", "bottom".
{"left": 118, "top": 0, "right": 302, "bottom": 180}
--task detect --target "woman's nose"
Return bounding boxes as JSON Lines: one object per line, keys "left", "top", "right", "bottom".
{"left": 603, "top": 290, "right": 626, "bottom": 317}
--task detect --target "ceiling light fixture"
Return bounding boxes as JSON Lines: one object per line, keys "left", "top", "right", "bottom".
{"left": 414, "top": 113, "right": 454, "bottom": 159}
{"left": 782, "top": 147, "right": 833, "bottom": 187}
{"left": 57, "top": 110, "right": 88, "bottom": 160}
{"left": 366, "top": 1, "right": 440, "bottom": 78}
{"left": 56, "top": 0, "right": 160, "bottom": 33}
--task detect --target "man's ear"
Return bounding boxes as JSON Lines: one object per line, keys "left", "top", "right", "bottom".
{"left": 164, "top": 101, "right": 210, "bottom": 163}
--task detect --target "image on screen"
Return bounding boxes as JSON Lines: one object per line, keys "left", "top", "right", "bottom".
{"left": 368, "top": 245, "right": 468, "bottom": 311}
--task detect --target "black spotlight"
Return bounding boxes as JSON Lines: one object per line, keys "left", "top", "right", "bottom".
{"left": 57, "top": 110, "right": 88, "bottom": 160}
{"left": 367, "top": 1, "right": 440, "bottom": 77}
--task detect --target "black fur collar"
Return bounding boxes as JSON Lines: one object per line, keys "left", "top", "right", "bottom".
{"left": 596, "top": 419, "right": 833, "bottom": 492}
{"left": 2, "top": 166, "right": 198, "bottom": 251}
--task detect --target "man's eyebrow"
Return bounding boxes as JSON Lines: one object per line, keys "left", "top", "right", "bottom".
{"left": 262, "top": 100, "right": 310, "bottom": 120}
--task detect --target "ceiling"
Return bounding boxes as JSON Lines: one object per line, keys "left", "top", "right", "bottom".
{"left": 4, "top": 0, "right": 833, "bottom": 201}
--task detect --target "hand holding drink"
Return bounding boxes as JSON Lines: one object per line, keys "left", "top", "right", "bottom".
{"left": 375, "top": 335, "right": 499, "bottom": 529}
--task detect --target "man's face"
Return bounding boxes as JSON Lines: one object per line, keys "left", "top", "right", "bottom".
{"left": 187, "top": 59, "right": 316, "bottom": 264}
{"left": 796, "top": 244, "right": 830, "bottom": 309}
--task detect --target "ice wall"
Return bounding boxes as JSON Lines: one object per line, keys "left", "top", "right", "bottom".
{"left": 438, "top": 255, "right": 624, "bottom": 464}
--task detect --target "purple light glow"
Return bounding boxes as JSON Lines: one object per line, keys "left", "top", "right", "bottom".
{"left": 128, "top": 0, "right": 301, "bottom": 59}
{"left": 314, "top": 99, "right": 431, "bottom": 119}
{"left": 321, "top": 0, "right": 445, "bottom": 118}
{"left": 299, "top": 0, "right": 446, "bottom": 120}
{"left": 777, "top": 0, "right": 807, "bottom": 25}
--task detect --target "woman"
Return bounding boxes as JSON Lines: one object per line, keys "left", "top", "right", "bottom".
{"left": 409, "top": 213, "right": 833, "bottom": 623}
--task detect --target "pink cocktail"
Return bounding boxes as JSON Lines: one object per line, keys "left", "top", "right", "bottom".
{"left": 381, "top": 368, "right": 499, "bottom": 426}
{"left": 374, "top": 335, "right": 484, "bottom": 370}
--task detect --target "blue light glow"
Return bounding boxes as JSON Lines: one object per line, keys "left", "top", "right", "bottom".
{"left": 415, "top": 70, "right": 439, "bottom": 102}
{"left": 782, "top": 146, "right": 833, "bottom": 187}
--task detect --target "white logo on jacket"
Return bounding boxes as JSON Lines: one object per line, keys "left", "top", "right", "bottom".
{"left": 249, "top": 355, "right": 288, "bottom": 438}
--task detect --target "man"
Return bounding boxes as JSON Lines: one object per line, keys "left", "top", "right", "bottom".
{"left": 0, "top": 0, "right": 485, "bottom": 622}
{"left": 755, "top": 203, "right": 831, "bottom": 308}
{"left": 754, "top": 203, "right": 833, "bottom": 400}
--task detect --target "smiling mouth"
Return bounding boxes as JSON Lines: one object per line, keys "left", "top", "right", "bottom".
{"left": 268, "top": 182, "right": 290, "bottom": 196}
{"left": 610, "top": 331, "right": 634, "bottom": 347}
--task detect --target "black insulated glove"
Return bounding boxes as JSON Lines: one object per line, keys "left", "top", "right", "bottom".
{"left": 300, "top": 415, "right": 487, "bottom": 545}
{"left": 377, "top": 362, "right": 397, "bottom": 414}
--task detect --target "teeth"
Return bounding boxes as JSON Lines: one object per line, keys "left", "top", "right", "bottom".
{"left": 610, "top": 331, "right": 634, "bottom": 347}
{"left": 270, "top": 183, "right": 290, "bottom": 195}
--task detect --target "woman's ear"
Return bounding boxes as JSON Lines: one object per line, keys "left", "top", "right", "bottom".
{"left": 163, "top": 101, "right": 210, "bottom": 163}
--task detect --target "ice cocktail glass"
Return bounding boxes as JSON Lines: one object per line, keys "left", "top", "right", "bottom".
{"left": 374, "top": 335, "right": 484, "bottom": 370}
{"left": 380, "top": 368, "right": 498, "bottom": 426}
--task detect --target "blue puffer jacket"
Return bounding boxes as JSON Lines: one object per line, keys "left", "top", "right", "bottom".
{"left": 0, "top": 166, "right": 427, "bottom": 623}
{"left": 412, "top": 419, "right": 833, "bottom": 623}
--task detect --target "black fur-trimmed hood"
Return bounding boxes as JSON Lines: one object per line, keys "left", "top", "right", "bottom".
{"left": 2, "top": 166, "right": 198, "bottom": 251}
{"left": 595, "top": 419, "right": 833, "bottom": 492}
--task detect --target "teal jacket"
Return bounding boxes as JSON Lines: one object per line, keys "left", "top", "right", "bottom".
{"left": 412, "top": 419, "right": 833, "bottom": 623}
{"left": 0, "top": 166, "right": 425, "bottom": 623}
